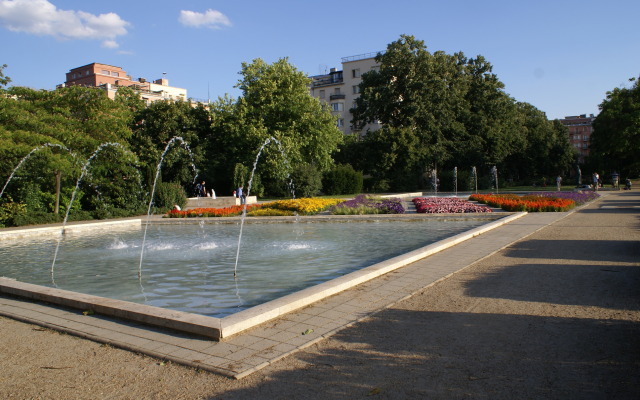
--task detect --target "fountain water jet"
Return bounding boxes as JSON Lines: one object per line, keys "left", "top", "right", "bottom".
{"left": 50, "top": 142, "right": 132, "bottom": 285}
{"left": 234, "top": 136, "right": 294, "bottom": 278}
{"left": 138, "top": 137, "right": 199, "bottom": 281}
{"left": 491, "top": 165, "right": 499, "bottom": 194}
{"left": 431, "top": 168, "right": 438, "bottom": 196}
{"left": 453, "top": 166, "right": 458, "bottom": 197}
{"left": 0, "top": 143, "right": 76, "bottom": 200}
{"left": 471, "top": 166, "right": 478, "bottom": 194}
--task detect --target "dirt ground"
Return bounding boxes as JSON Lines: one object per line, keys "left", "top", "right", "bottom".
{"left": 1, "top": 191, "right": 639, "bottom": 399}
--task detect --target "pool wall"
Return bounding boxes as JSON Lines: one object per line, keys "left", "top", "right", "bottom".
{"left": 0, "top": 212, "right": 526, "bottom": 340}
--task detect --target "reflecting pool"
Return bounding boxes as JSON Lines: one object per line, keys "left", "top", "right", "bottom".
{"left": 0, "top": 219, "right": 490, "bottom": 317}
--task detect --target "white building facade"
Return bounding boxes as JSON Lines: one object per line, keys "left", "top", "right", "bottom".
{"left": 310, "top": 53, "right": 382, "bottom": 135}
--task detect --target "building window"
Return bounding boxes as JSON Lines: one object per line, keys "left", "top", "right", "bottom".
{"left": 319, "top": 90, "right": 325, "bottom": 99}
{"left": 112, "top": 72, "right": 119, "bottom": 77}
{"left": 352, "top": 69, "right": 360, "bottom": 78}
{"left": 331, "top": 103, "right": 343, "bottom": 112}
{"left": 86, "top": 70, "right": 90, "bottom": 76}
{"left": 337, "top": 118, "right": 344, "bottom": 127}
{"left": 583, "top": 135, "right": 589, "bottom": 140}
{"left": 352, "top": 85, "right": 360, "bottom": 94}
{"left": 582, "top": 143, "right": 588, "bottom": 149}
{"left": 334, "top": 88, "right": 341, "bottom": 94}
{"left": 101, "top": 70, "right": 109, "bottom": 75}
{"left": 71, "top": 73, "right": 76, "bottom": 79}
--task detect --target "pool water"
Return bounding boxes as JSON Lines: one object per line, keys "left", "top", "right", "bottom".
{"left": 0, "top": 219, "right": 489, "bottom": 317}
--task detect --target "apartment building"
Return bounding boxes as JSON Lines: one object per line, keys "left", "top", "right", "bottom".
{"left": 310, "top": 53, "right": 382, "bottom": 135}
{"left": 61, "top": 63, "right": 188, "bottom": 105}
{"left": 560, "top": 114, "right": 595, "bottom": 164}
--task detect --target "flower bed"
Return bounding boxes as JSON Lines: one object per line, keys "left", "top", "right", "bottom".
{"left": 412, "top": 197, "right": 493, "bottom": 213}
{"left": 531, "top": 191, "right": 599, "bottom": 205}
{"left": 164, "top": 198, "right": 341, "bottom": 218}
{"left": 246, "top": 208, "right": 295, "bottom": 217}
{"left": 331, "top": 195, "right": 405, "bottom": 215}
{"left": 260, "top": 198, "right": 344, "bottom": 215}
{"left": 468, "top": 192, "right": 589, "bottom": 212}
{"left": 165, "top": 204, "right": 262, "bottom": 218}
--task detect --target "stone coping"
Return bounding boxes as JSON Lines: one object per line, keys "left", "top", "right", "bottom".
{"left": 0, "top": 219, "right": 142, "bottom": 241}
{"left": 153, "top": 212, "right": 500, "bottom": 225}
{"left": 0, "top": 212, "right": 525, "bottom": 340}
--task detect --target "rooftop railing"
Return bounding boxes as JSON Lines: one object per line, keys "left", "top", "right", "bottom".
{"left": 341, "top": 51, "right": 384, "bottom": 63}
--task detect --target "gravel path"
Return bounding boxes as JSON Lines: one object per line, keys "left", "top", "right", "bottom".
{"left": 1, "top": 191, "right": 639, "bottom": 399}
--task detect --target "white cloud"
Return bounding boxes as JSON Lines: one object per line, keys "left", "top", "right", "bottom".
{"left": 179, "top": 9, "right": 231, "bottom": 29}
{"left": 101, "top": 39, "right": 118, "bottom": 49}
{"left": 0, "top": 0, "right": 129, "bottom": 46}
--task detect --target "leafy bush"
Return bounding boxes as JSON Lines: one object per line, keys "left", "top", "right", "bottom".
{"left": 437, "top": 169, "right": 471, "bottom": 192}
{"left": 12, "top": 211, "right": 62, "bottom": 226}
{"left": 154, "top": 182, "right": 187, "bottom": 211}
{"left": 291, "top": 163, "right": 322, "bottom": 198}
{"left": 0, "top": 200, "right": 27, "bottom": 227}
{"left": 323, "top": 164, "right": 363, "bottom": 195}
{"left": 15, "top": 182, "right": 50, "bottom": 213}
{"left": 363, "top": 177, "right": 390, "bottom": 193}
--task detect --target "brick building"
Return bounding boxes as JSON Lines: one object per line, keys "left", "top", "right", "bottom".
{"left": 61, "top": 63, "right": 188, "bottom": 104}
{"left": 560, "top": 114, "right": 596, "bottom": 164}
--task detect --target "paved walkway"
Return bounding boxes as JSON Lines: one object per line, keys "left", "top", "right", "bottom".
{"left": 0, "top": 191, "right": 629, "bottom": 379}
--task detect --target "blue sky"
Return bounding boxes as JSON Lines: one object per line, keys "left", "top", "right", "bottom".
{"left": 1, "top": 0, "right": 638, "bottom": 120}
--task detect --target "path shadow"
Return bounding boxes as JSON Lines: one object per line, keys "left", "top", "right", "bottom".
{"left": 462, "top": 263, "right": 640, "bottom": 311}
{"left": 211, "top": 310, "right": 640, "bottom": 399}
{"left": 579, "top": 192, "right": 640, "bottom": 214}
{"left": 504, "top": 239, "right": 640, "bottom": 263}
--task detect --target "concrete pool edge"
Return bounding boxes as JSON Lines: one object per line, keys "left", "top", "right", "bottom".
{"left": 0, "top": 218, "right": 142, "bottom": 241}
{"left": 0, "top": 211, "right": 526, "bottom": 340}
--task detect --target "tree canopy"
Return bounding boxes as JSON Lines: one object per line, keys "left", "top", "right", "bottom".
{"left": 350, "top": 35, "right": 574, "bottom": 190}
{"left": 590, "top": 78, "right": 640, "bottom": 177}
{"left": 208, "top": 57, "right": 343, "bottom": 195}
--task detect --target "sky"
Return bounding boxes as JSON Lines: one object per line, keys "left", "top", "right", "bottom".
{"left": 1, "top": 0, "right": 639, "bottom": 120}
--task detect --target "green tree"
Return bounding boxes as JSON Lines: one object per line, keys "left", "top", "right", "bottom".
{"left": 130, "top": 100, "right": 209, "bottom": 194}
{"left": 456, "top": 56, "right": 522, "bottom": 170}
{"left": 0, "top": 64, "right": 11, "bottom": 88}
{"left": 353, "top": 35, "right": 468, "bottom": 173}
{"left": 209, "top": 58, "right": 343, "bottom": 196}
{"left": 0, "top": 86, "right": 140, "bottom": 218}
{"left": 502, "top": 103, "right": 574, "bottom": 183}
{"left": 590, "top": 78, "right": 640, "bottom": 177}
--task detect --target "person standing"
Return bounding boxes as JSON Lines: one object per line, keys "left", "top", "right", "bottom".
{"left": 592, "top": 172, "right": 599, "bottom": 192}
{"left": 195, "top": 181, "right": 205, "bottom": 197}
{"left": 612, "top": 171, "right": 620, "bottom": 190}
{"left": 556, "top": 175, "right": 562, "bottom": 191}
{"left": 236, "top": 186, "right": 244, "bottom": 204}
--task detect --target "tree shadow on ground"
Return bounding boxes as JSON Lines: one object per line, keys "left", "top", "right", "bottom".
{"left": 211, "top": 310, "right": 640, "bottom": 399}
{"left": 503, "top": 239, "right": 640, "bottom": 263}
{"left": 579, "top": 191, "right": 640, "bottom": 214}
{"left": 462, "top": 262, "right": 640, "bottom": 310}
